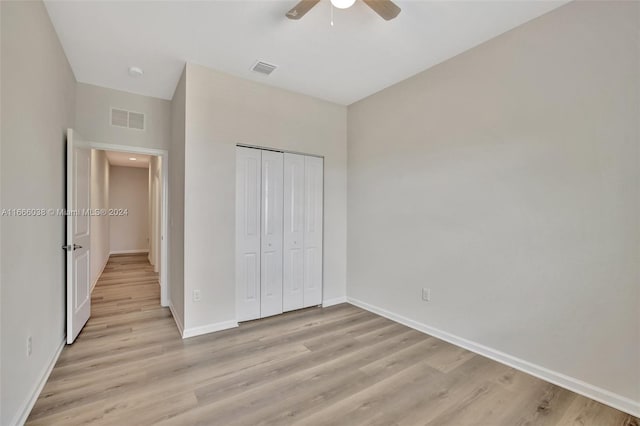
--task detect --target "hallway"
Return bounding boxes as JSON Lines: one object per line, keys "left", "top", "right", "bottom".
{"left": 27, "top": 253, "right": 176, "bottom": 424}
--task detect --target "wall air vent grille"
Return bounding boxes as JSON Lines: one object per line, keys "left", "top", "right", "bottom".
{"left": 251, "top": 61, "right": 277, "bottom": 76}
{"left": 111, "top": 108, "right": 129, "bottom": 128}
{"left": 128, "top": 111, "right": 145, "bottom": 130}
{"left": 111, "top": 108, "right": 145, "bottom": 131}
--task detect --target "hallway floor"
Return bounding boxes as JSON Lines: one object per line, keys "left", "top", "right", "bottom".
{"left": 27, "top": 253, "right": 173, "bottom": 425}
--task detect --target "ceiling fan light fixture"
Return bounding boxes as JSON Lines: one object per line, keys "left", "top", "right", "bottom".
{"left": 330, "top": 0, "right": 356, "bottom": 9}
{"left": 286, "top": 0, "right": 400, "bottom": 20}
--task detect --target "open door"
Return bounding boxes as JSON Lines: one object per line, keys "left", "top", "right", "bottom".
{"left": 65, "top": 129, "right": 91, "bottom": 344}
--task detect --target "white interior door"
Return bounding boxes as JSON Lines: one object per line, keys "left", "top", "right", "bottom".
{"left": 260, "top": 150, "right": 284, "bottom": 318}
{"left": 303, "top": 156, "right": 323, "bottom": 307}
{"left": 283, "top": 153, "right": 305, "bottom": 312}
{"left": 66, "top": 129, "right": 91, "bottom": 344}
{"left": 236, "top": 147, "right": 262, "bottom": 322}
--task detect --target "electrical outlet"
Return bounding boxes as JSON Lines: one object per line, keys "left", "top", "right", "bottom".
{"left": 27, "top": 336, "right": 32, "bottom": 357}
{"left": 422, "top": 288, "right": 431, "bottom": 302}
{"left": 193, "top": 289, "right": 201, "bottom": 302}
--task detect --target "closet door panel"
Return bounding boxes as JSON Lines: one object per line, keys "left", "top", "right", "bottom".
{"left": 283, "top": 153, "right": 305, "bottom": 312}
{"left": 303, "top": 156, "right": 323, "bottom": 307}
{"left": 235, "top": 147, "right": 261, "bottom": 322}
{"left": 260, "top": 150, "right": 284, "bottom": 317}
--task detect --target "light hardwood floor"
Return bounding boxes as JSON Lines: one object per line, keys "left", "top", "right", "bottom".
{"left": 27, "top": 254, "right": 638, "bottom": 425}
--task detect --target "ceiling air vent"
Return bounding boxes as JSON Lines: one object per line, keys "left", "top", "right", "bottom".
{"left": 111, "top": 108, "right": 145, "bottom": 131}
{"left": 251, "top": 61, "right": 277, "bottom": 76}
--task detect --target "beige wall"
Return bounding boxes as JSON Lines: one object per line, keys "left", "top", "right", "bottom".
{"left": 347, "top": 0, "right": 639, "bottom": 408}
{"left": 109, "top": 166, "right": 149, "bottom": 253}
{"left": 182, "top": 64, "right": 347, "bottom": 331}
{"left": 76, "top": 82, "right": 171, "bottom": 150}
{"left": 0, "top": 1, "right": 77, "bottom": 424}
{"left": 169, "top": 69, "right": 186, "bottom": 329}
{"left": 90, "top": 150, "right": 110, "bottom": 288}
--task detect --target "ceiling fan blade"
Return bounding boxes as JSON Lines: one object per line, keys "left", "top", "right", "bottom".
{"left": 286, "top": 0, "right": 321, "bottom": 20}
{"left": 362, "top": 0, "right": 401, "bottom": 20}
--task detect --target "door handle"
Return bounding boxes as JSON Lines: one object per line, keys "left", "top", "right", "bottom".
{"left": 61, "top": 244, "right": 83, "bottom": 251}
{"left": 73, "top": 244, "right": 83, "bottom": 250}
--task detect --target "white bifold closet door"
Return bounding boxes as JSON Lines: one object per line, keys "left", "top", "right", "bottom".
{"left": 302, "top": 155, "right": 323, "bottom": 308}
{"left": 283, "top": 153, "right": 305, "bottom": 311}
{"left": 283, "top": 154, "right": 324, "bottom": 311}
{"left": 236, "top": 147, "right": 284, "bottom": 321}
{"left": 237, "top": 146, "right": 321, "bottom": 321}
{"left": 236, "top": 147, "right": 262, "bottom": 322}
{"left": 260, "top": 150, "right": 284, "bottom": 318}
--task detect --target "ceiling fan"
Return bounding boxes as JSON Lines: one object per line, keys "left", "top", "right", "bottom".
{"left": 286, "top": 0, "right": 401, "bottom": 21}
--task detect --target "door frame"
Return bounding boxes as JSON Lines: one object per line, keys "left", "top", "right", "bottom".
{"left": 88, "top": 141, "right": 169, "bottom": 307}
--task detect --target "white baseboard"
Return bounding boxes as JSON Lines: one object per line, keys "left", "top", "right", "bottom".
{"left": 168, "top": 300, "right": 184, "bottom": 337}
{"left": 183, "top": 320, "right": 238, "bottom": 339}
{"left": 322, "top": 296, "right": 347, "bottom": 308}
{"left": 109, "top": 249, "right": 149, "bottom": 255}
{"left": 90, "top": 254, "right": 109, "bottom": 293}
{"left": 12, "top": 337, "right": 65, "bottom": 426}
{"left": 347, "top": 297, "right": 640, "bottom": 418}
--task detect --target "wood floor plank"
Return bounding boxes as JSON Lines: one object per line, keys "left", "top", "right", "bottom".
{"left": 26, "top": 254, "right": 639, "bottom": 425}
{"left": 555, "top": 396, "right": 639, "bottom": 426}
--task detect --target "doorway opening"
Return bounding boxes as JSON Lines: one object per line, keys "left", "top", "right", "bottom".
{"left": 88, "top": 144, "right": 168, "bottom": 307}
{"left": 66, "top": 130, "right": 169, "bottom": 344}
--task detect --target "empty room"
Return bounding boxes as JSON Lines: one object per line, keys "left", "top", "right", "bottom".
{"left": 0, "top": 0, "right": 638, "bottom": 425}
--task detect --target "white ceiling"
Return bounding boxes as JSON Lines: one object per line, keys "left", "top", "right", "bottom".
{"left": 44, "top": 0, "right": 567, "bottom": 105}
{"left": 105, "top": 151, "right": 151, "bottom": 168}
